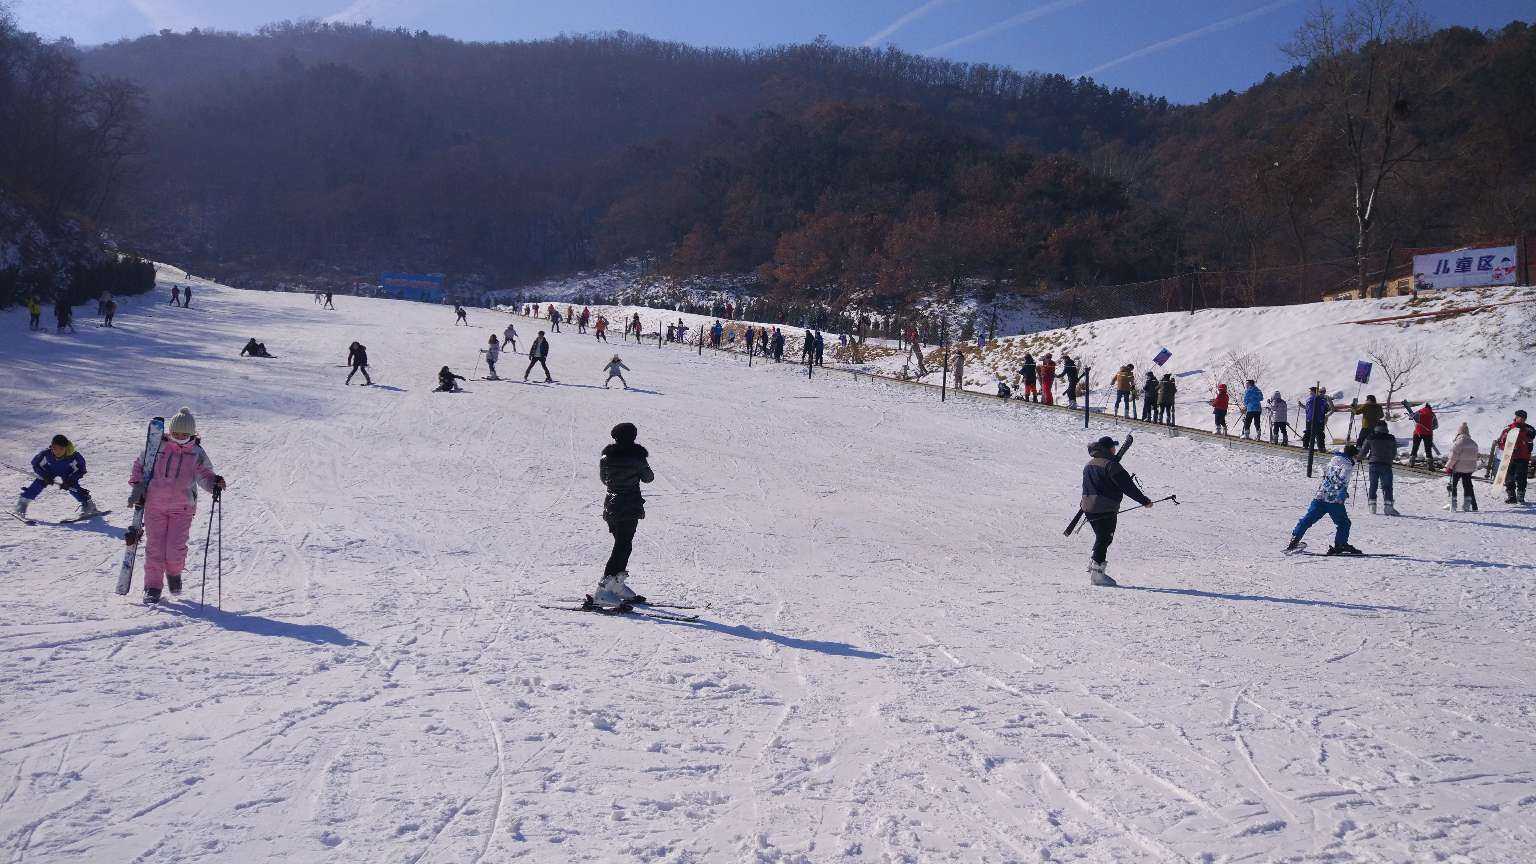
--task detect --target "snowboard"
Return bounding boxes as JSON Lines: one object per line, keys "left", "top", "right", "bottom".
{"left": 118, "top": 418, "right": 166, "bottom": 596}
{"left": 1492, "top": 426, "right": 1526, "bottom": 488}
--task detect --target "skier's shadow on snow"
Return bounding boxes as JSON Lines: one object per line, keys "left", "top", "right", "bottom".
{"left": 366, "top": 384, "right": 407, "bottom": 393}
{"left": 1120, "top": 586, "right": 1422, "bottom": 614}
{"left": 1398, "top": 514, "right": 1536, "bottom": 534}
{"left": 159, "top": 603, "right": 364, "bottom": 646}
{"left": 649, "top": 617, "right": 886, "bottom": 659}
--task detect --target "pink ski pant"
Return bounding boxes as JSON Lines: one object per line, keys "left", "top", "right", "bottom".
{"left": 143, "top": 505, "right": 196, "bottom": 590}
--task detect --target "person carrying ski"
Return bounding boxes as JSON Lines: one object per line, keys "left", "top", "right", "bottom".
{"left": 1142, "top": 371, "right": 1159, "bottom": 423}
{"left": 1079, "top": 435, "right": 1152, "bottom": 587}
{"left": 1407, "top": 402, "right": 1440, "bottom": 466}
{"left": 126, "top": 408, "right": 225, "bottom": 603}
{"left": 1286, "top": 443, "right": 1362, "bottom": 555}
{"left": 345, "top": 341, "right": 372, "bottom": 385}
{"left": 1444, "top": 422, "right": 1480, "bottom": 512}
{"left": 1210, "top": 384, "right": 1230, "bottom": 435}
{"left": 1112, "top": 365, "right": 1134, "bottom": 417}
{"left": 1494, "top": 410, "right": 1533, "bottom": 504}
{"left": 484, "top": 334, "right": 502, "bottom": 379}
{"left": 240, "top": 338, "right": 272, "bottom": 358}
{"left": 1062, "top": 355, "right": 1079, "bottom": 408}
{"left": 1020, "top": 354, "right": 1039, "bottom": 402}
{"left": 603, "top": 355, "right": 630, "bottom": 389}
{"left": 435, "top": 366, "right": 467, "bottom": 392}
{"left": 1241, "top": 380, "right": 1263, "bottom": 439}
{"left": 525, "top": 331, "right": 553, "bottom": 382}
{"left": 1267, "top": 391, "right": 1289, "bottom": 445}
{"left": 454, "top": 304, "right": 469, "bottom": 326}
{"left": 503, "top": 322, "right": 518, "bottom": 353}
{"left": 1362, "top": 420, "right": 1400, "bottom": 515}
{"left": 1158, "top": 374, "right": 1177, "bottom": 426}
{"left": 591, "top": 422, "right": 653, "bottom": 606}
{"left": 13, "top": 435, "right": 102, "bottom": 521}
{"left": 1039, "top": 354, "right": 1057, "bottom": 405}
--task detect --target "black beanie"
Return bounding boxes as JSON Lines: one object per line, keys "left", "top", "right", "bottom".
{"left": 51, "top": 434, "right": 70, "bottom": 448}
{"left": 611, "top": 422, "right": 638, "bottom": 444}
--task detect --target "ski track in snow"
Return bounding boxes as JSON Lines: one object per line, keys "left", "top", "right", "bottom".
{"left": 1, "top": 278, "right": 1534, "bottom": 862}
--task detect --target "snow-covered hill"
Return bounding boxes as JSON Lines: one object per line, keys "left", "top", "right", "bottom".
{"left": 2, "top": 274, "right": 1534, "bottom": 862}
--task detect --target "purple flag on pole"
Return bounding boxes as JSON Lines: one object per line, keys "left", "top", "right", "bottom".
{"left": 1354, "top": 361, "right": 1372, "bottom": 384}
{"left": 1152, "top": 347, "right": 1172, "bottom": 366}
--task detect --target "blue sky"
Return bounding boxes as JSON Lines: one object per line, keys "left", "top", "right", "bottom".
{"left": 12, "top": 0, "right": 1532, "bottom": 103}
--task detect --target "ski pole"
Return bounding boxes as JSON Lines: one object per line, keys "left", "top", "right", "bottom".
{"left": 200, "top": 492, "right": 215, "bottom": 610}
{"left": 1114, "top": 494, "right": 1178, "bottom": 515}
{"left": 216, "top": 492, "right": 223, "bottom": 610}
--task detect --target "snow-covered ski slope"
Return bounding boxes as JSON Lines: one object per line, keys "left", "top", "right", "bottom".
{"left": 3, "top": 275, "right": 1535, "bottom": 863}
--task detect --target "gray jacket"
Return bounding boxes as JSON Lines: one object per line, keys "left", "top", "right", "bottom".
{"left": 1362, "top": 427, "right": 1399, "bottom": 465}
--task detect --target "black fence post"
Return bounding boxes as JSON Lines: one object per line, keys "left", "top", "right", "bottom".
{"left": 1083, "top": 369, "right": 1090, "bottom": 429}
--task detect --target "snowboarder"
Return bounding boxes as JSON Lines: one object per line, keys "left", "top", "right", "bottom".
{"left": 1062, "top": 355, "right": 1079, "bottom": 408}
{"left": 240, "top": 338, "right": 272, "bottom": 358}
{"left": 13, "top": 435, "right": 102, "bottom": 521}
{"left": 1158, "top": 374, "right": 1177, "bottom": 427}
{"left": 1266, "top": 391, "right": 1290, "bottom": 445}
{"left": 1210, "top": 384, "right": 1230, "bottom": 435}
{"left": 1021, "top": 354, "right": 1039, "bottom": 402}
{"left": 1241, "top": 380, "right": 1263, "bottom": 439}
{"left": 1079, "top": 435, "right": 1152, "bottom": 587}
{"left": 591, "top": 422, "right": 654, "bottom": 606}
{"left": 454, "top": 304, "right": 469, "bottom": 326}
{"left": 435, "top": 366, "right": 467, "bottom": 392}
{"left": 126, "top": 408, "right": 225, "bottom": 603}
{"left": 1142, "top": 371, "right": 1159, "bottom": 423}
{"left": 484, "top": 334, "right": 502, "bottom": 379}
{"left": 1361, "top": 420, "right": 1400, "bottom": 515}
{"left": 503, "top": 322, "right": 518, "bottom": 353}
{"left": 345, "top": 341, "right": 372, "bottom": 385}
{"left": 1407, "top": 402, "right": 1440, "bottom": 466}
{"left": 1494, "top": 410, "right": 1533, "bottom": 504}
{"left": 1039, "top": 354, "right": 1057, "bottom": 406}
{"left": 1286, "top": 443, "right": 1362, "bottom": 555}
{"left": 1443, "top": 422, "right": 1479, "bottom": 512}
{"left": 525, "top": 331, "right": 553, "bottom": 382}
{"left": 603, "top": 355, "right": 630, "bottom": 389}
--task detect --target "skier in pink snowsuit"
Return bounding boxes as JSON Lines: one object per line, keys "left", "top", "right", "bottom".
{"left": 127, "top": 408, "right": 225, "bottom": 602}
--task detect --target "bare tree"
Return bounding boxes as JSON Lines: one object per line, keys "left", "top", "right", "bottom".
{"left": 1365, "top": 339, "right": 1423, "bottom": 415}
{"left": 1283, "top": 0, "right": 1431, "bottom": 298}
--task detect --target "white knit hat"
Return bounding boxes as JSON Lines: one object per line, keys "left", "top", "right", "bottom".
{"left": 167, "top": 407, "right": 196, "bottom": 438}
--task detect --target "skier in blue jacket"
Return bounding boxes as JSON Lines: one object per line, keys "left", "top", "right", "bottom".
{"left": 1241, "top": 380, "right": 1264, "bottom": 439}
{"left": 13, "top": 435, "right": 102, "bottom": 520}
{"left": 1286, "top": 444, "right": 1362, "bottom": 555}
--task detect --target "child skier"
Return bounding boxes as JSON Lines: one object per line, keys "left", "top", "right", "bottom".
{"left": 503, "top": 322, "right": 518, "bottom": 353}
{"left": 603, "top": 355, "right": 630, "bottom": 389}
{"left": 1286, "top": 443, "right": 1362, "bottom": 555}
{"left": 126, "top": 409, "right": 225, "bottom": 603}
{"left": 484, "top": 335, "right": 502, "bottom": 379}
{"left": 435, "top": 366, "right": 467, "bottom": 392}
{"left": 14, "top": 435, "right": 102, "bottom": 521}
{"left": 590, "top": 422, "right": 653, "bottom": 606}
{"left": 1210, "top": 384, "right": 1230, "bottom": 435}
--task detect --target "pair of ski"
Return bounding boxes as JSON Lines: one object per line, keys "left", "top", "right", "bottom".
{"left": 540, "top": 596, "right": 700, "bottom": 622}
{"left": 1282, "top": 542, "right": 1396, "bottom": 558}
{"left": 10, "top": 509, "right": 113, "bottom": 527}
{"left": 118, "top": 417, "right": 166, "bottom": 595}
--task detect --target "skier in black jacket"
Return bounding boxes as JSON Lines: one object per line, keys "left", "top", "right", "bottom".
{"left": 434, "top": 366, "right": 466, "bottom": 392}
{"left": 591, "top": 422, "right": 654, "bottom": 606}
{"left": 524, "top": 331, "right": 552, "bottom": 382}
{"left": 1079, "top": 436, "right": 1152, "bottom": 587}
{"left": 345, "top": 342, "right": 371, "bottom": 385}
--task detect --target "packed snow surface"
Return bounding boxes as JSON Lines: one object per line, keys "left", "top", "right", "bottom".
{"left": 3, "top": 275, "right": 1535, "bottom": 862}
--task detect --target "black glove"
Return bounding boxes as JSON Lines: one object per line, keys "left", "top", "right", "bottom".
{"left": 124, "top": 527, "right": 142, "bottom": 546}
{"left": 213, "top": 475, "right": 226, "bottom": 493}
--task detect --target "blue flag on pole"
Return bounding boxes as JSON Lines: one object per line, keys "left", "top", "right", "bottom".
{"left": 1152, "top": 347, "right": 1172, "bottom": 366}
{"left": 1354, "top": 361, "right": 1372, "bottom": 384}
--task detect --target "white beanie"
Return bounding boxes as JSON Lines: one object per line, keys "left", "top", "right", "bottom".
{"left": 167, "top": 407, "right": 196, "bottom": 438}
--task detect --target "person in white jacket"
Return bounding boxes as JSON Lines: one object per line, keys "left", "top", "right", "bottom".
{"left": 1443, "top": 422, "right": 1480, "bottom": 512}
{"left": 484, "top": 335, "right": 502, "bottom": 379}
{"left": 1267, "top": 391, "right": 1290, "bottom": 445}
{"left": 603, "top": 355, "right": 630, "bottom": 389}
{"left": 502, "top": 322, "right": 518, "bottom": 353}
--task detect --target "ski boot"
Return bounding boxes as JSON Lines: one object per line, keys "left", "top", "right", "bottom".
{"left": 1368, "top": 500, "right": 1378, "bottom": 514}
{"left": 1285, "top": 536, "right": 1304, "bottom": 553}
{"left": 613, "top": 571, "right": 646, "bottom": 605}
{"left": 1465, "top": 495, "right": 1478, "bottom": 512}
{"left": 1326, "top": 544, "right": 1364, "bottom": 556}
{"left": 1506, "top": 493, "right": 1518, "bottom": 504}
{"left": 143, "top": 587, "right": 162, "bottom": 604}
{"left": 12, "top": 496, "right": 28, "bottom": 519}
{"left": 1383, "top": 500, "right": 1401, "bottom": 517}
{"left": 78, "top": 498, "right": 101, "bottom": 519}
{"left": 167, "top": 574, "right": 183, "bottom": 595}
{"left": 1088, "top": 561, "right": 1117, "bottom": 587}
{"left": 592, "top": 573, "right": 627, "bottom": 606}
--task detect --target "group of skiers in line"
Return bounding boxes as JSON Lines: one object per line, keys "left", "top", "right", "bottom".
{"left": 522, "top": 303, "right": 630, "bottom": 342}
{"left": 21, "top": 294, "right": 97, "bottom": 333}
{"left": 13, "top": 409, "right": 226, "bottom": 604}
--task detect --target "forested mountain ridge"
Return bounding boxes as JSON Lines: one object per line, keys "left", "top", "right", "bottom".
{"left": 34, "top": 15, "right": 1536, "bottom": 311}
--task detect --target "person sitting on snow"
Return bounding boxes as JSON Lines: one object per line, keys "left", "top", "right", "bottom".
{"left": 240, "top": 338, "right": 272, "bottom": 358}
{"left": 435, "top": 366, "right": 467, "bottom": 392}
